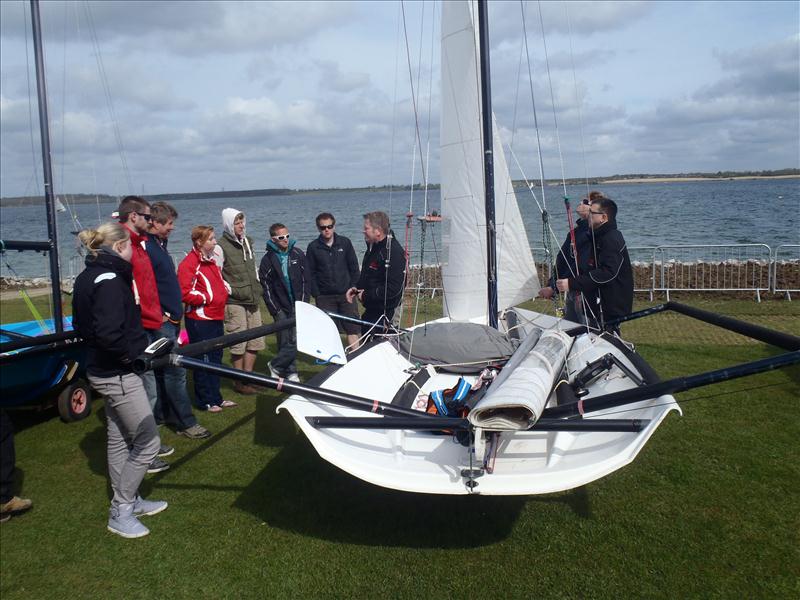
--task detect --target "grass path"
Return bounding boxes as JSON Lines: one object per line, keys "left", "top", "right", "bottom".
{"left": 1, "top": 297, "right": 798, "bottom": 598}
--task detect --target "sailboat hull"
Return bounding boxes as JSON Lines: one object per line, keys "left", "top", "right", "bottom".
{"left": 278, "top": 308, "right": 680, "bottom": 495}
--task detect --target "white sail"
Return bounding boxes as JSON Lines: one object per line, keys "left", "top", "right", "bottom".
{"left": 440, "top": 0, "right": 540, "bottom": 323}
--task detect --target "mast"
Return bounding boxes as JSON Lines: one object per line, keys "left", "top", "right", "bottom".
{"left": 477, "top": 0, "right": 498, "bottom": 329}
{"left": 30, "top": 0, "right": 63, "bottom": 333}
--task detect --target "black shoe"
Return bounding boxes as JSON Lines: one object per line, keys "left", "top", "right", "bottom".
{"left": 158, "top": 444, "right": 174, "bottom": 458}
{"left": 147, "top": 457, "right": 170, "bottom": 474}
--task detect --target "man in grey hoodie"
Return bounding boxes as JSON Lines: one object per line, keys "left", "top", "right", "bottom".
{"left": 218, "top": 208, "right": 265, "bottom": 395}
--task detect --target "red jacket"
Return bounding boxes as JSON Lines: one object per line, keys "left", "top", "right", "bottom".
{"left": 123, "top": 223, "right": 163, "bottom": 330}
{"left": 178, "top": 247, "right": 229, "bottom": 321}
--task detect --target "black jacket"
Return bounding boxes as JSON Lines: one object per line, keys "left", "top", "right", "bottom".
{"left": 550, "top": 218, "right": 593, "bottom": 286}
{"left": 567, "top": 220, "right": 633, "bottom": 321}
{"left": 72, "top": 250, "right": 149, "bottom": 377}
{"left": 356, "top": 232, "right": 406, "bottom": 311}
{"left": 306, "top": 233, "right": 360, "bottom": 296}
{"left": 258, "top": 243, "right": 310, "bottom": 317}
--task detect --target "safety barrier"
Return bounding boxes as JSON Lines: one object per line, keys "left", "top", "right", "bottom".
{"left": 4, "top": 243, "right": 799, "bottom": 302}
{"left": 772, "top": 244, "right": 800, "bottom": 300}
{"left": 653, "top": 244, "right": 772, "bottom": 302}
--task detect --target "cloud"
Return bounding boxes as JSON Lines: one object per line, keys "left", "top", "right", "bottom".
{"left": 315, "top": 60, "right": 372, "bottom": 94}
{"left": 698, "top": 35, "right": 800, "bottom": 99}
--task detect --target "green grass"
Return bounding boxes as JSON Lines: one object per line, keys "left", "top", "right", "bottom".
{"left": 1, "top": 295, "right": 799, "bottom": 599}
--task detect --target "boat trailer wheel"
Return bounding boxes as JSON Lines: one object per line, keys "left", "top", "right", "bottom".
{"left": 57, "top": 379, "right": 92, "bottom": 422}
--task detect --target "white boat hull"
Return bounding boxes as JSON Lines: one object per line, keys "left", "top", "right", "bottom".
{"left": 278, "top": 308, "right": 681, "bottom": 495}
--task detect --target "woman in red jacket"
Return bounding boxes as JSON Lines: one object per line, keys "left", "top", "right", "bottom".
{"left": 178, "top": 225, "right": 236, "bottom": 413}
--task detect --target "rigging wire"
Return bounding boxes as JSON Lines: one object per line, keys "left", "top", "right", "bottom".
{"left": 81, "top": 0, "right": 133, "bottom": 194}
{"left": 23, "top": 3, "right": 41, "bottom": 199}
{"left": 564, "top": 2, "right": 591, "bottom": 200}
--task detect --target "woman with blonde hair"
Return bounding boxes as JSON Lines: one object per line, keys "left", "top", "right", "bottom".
{"left": 177, "top": 225, "right": 236, "bottom": 412}
{"left": 72, "top": 222, "right": 166, "bottom": 539}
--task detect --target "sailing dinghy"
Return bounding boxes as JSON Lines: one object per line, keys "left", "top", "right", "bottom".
{"left": 273, "top": 0, "right": 681, "bottom": 495}
{"left": 140, "top": 0, "right": 798, "bottom": 496}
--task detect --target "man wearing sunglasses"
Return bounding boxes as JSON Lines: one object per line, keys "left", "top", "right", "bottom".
{"left": 306, "top": 213, "right": 361, "bottom": 348}
{"left": 117, "top": 195, "right": 173, "bottom": 472}
{"left": 555, "top": 197, "right": 633, "bottom": 334}
{"left": 258, "top": 223, "right": 310, "bottom": 382}
{"left": 538, "top": 190, "right": 603, "bottom": 323}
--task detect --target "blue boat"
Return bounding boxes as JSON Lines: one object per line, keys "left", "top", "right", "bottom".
{"left": 0, "top": 0, "right": 91, "bottom": 422}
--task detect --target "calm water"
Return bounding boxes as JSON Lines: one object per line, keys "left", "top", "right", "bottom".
{"left": 1, "top": 178, "right": 798, "bottom": 278}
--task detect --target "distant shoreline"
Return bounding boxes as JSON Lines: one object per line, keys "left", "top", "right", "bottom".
{"left": 1, "top": 173, "right": 797, "bottom": 205}
{"left": 600, "top": 174, "right": 800, "bottom": 184}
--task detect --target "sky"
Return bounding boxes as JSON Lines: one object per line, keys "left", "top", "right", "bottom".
{"left": 0, "top": 0, "right": 798, "bottom": 197}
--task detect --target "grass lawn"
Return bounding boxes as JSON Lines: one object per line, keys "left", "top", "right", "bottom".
{"left": 1, "top": 294, "right": 798, "bottom": 598}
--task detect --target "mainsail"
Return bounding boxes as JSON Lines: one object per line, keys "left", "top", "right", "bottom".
{"left": 440, "top": 0, "right": 539, "bottom": 323}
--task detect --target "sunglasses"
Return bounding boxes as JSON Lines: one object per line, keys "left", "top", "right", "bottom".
{"left": 272, "top": 234, "right": 290, "bottom": 241}
{"left": 318, "top": 224, "right": 334, "bottom": 231}
{"left": 137, "top": 212, "right": 152, "bottom": 221}
{"left": 581, "top": 199, "right": 591, "bottom": 206}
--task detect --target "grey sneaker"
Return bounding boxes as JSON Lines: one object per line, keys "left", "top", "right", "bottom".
{"left": 108, "top": 503, "right": 149, "bottom": 538}
{"left": 177, "top": 424, "right": 211, "bottom": 439}
{"left": 147, "top": 457, "right": 170, "bottom": 474}
{"left": 158, "top": 444, "right": 174, "bottom": 458}
{"left": 133, "top": 496, "right": 168, "bottom": 517}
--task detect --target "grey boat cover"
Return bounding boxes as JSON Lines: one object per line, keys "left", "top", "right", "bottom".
{"left": 395, "top": 323, "right": 532, "bottom": 374}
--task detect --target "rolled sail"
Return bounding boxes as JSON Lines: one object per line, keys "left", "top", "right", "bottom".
{"left": 468, "top": 329, "right": 572, "bottom": 430}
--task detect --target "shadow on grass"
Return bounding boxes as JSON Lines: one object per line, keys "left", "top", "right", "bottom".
{"left": 236, "top": 398, "right": 595, "bottom": 547}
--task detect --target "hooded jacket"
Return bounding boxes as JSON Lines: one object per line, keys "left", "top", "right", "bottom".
{"left": 72, "top": 249, "right": 149, "bottom": 377}
{"left": 217, "top": 208, "right": 262, "bottom": 307}
{"left": 306, "top": 232, "right": 360, "bottom": 296}
{"left": 258, "top": 240, "right": 310, "bottom": 317}
{"left": 178, "top": 247, "right": 229, "bottom": 321}
{"left": 567, "top": 219, "right": 633, "bottom": 321}
{"left": 356, "top": 232, "right": 406, "bottom": 311}
{"left": 122, "top": 223, "right": 163, "bottom": 330}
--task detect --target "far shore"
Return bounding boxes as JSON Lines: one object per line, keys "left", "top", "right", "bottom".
{"left": 600, "top": 174, "right": 800, "bottom": 185}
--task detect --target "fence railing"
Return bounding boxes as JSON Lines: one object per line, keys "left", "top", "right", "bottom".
{"left": 772, "top": 244, "right": 800, "bottom": 300}
{"left": 3, "top": 243, "right": 799, "bottom": 302}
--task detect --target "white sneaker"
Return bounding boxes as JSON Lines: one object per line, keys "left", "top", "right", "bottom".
{"left": 267, "top": 361, "right": 281, "bottom": 378}
{"left": 287, "top": 373, "right": 300, "bottom": 383}
{"left": 133, "top": 496, "right": 168, "bottom": 517}
{"left": 108, "top": 504, "right": 149, "bottom": 538}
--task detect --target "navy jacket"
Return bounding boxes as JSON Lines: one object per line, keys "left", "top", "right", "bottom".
{"left": 306, "top": 233, "right": 360, "bottom": 296}
{"left": 145, "top": 234, "right": 183, "bottom": 321}
{"left": 72, "top": 250, "right": 149, "bottom": 377}
{"left": 567, "top": 220, "right": 633, "bottom": 321}
{"left": 258, "top": 243, "right": 310, "bottom": 317}
{"left": 356, "top": 232, "right": 406, "bottom": 311}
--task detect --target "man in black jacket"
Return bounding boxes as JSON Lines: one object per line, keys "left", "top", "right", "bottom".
{"left": 306, "top": 212, "right": 361, "bottom": 348}
{"left": 346, "top": 211, "right": 406, "bottom": 334}
{"left": 556, "top": 197, "right": 633, "bottom": 333}
{"left": 538, "top": 192, "right": 600, "bottom": 323}
{"left": 258, "top": 223, "right": 310, "bottom": 381}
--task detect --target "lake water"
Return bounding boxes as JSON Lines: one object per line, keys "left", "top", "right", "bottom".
{"left": 1, "top": 178, "right": 798, "bottom": 278}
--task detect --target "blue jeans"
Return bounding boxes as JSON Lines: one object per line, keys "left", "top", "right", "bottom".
{"left": 184, "top": 319, "right": 224, "bottom": 409}
{"left": 271, "top": 310, "right": 297, "bottom": 376}
{"left": 146, "top": 323, "right": 198, "bottom": 430}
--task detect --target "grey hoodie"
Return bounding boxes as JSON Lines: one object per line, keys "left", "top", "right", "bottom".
{"left": 218, "top": 207, "right": 261, "bottom": 307}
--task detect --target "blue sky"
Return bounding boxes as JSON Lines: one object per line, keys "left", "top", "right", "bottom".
{"left": 1, "top": 0, "right": 797, "bottom": 197}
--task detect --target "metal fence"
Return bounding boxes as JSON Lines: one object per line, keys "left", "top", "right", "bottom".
{"left": 530, "top": 243, "right": 786, "bottom": 301}
{"left": 4, "top": 242, "right": 799, "bottom": 302}
{"left": 772, "top": 244, "right": 800, "bottom": 300}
